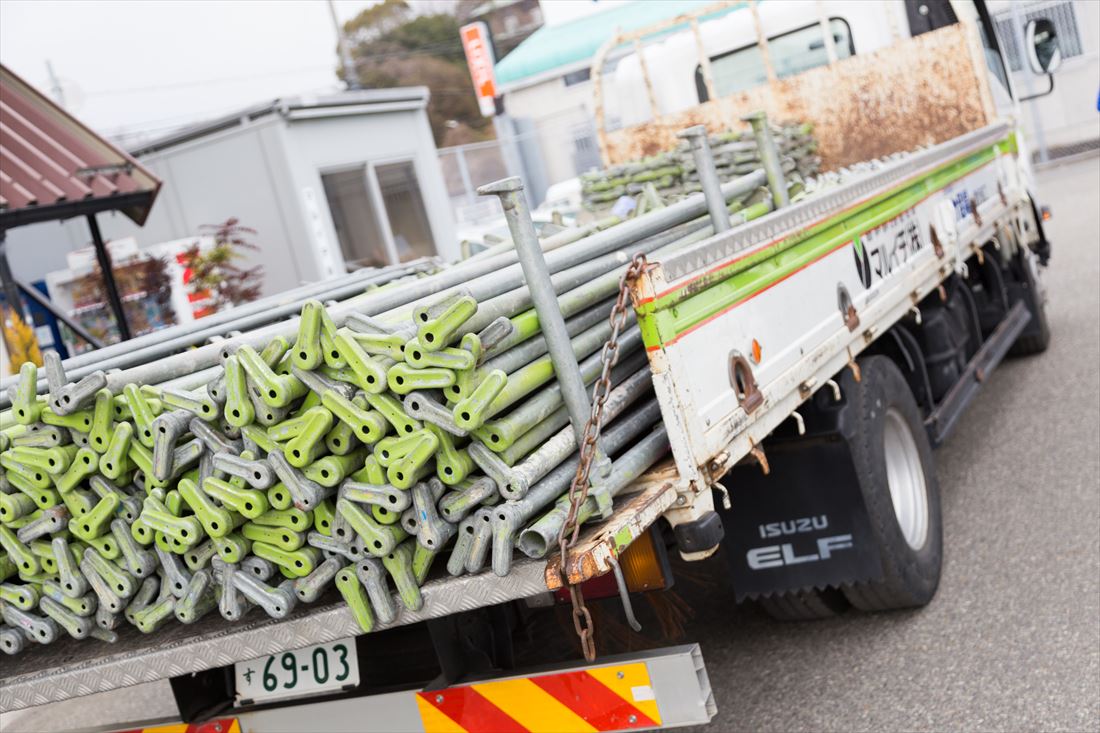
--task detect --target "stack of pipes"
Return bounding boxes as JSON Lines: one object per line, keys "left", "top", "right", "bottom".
{"left": 581, "top": 122, "right": 819, "bottom": 210}
{"left": 0, "top": 117, "right": 816, "bottom": 653}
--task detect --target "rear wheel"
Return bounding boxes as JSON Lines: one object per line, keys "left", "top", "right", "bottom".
{"left": 757, "top": 588, "right": 849, "bottom": 621}
{"left": 1008, "top": 250, "right": 1051, "bottom": 356}
{"left": 841, "top": 357, "right": 943, "bottom": 612}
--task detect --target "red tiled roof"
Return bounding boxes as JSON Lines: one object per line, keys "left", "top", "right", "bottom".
{"left": 0, "top": 64, "right": 160, "bottom": 227}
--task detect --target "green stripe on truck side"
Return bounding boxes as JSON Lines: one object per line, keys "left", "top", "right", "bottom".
{"left": 637, "top": 141, "right": 1005, "bottom": 350}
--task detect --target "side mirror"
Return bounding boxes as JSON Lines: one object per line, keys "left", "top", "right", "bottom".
{"left": 1025, "top": 18, "right": 1062, "bottom": 74}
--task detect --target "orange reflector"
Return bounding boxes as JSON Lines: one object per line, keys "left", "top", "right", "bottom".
{"left": 1041, "top": 207, "right": 1052, "bottom": 221}
{"left": 750, "top": 338, "right": 762, "bottom": 364}
{"left": 620, "top": 529, "right": 667, "bottom": 593}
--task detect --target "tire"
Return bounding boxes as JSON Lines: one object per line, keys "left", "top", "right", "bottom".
{"left": 757, "top": 588, "right": 850, "bottom": 621}
{"left": 1008, "top": 250, "right": 1051, "bottom": 356}
{"left": 841, "top": 356, "right": 943, "bottom": 612}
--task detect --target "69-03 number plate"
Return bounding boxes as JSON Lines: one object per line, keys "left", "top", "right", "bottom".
{"left": 234, "top": 638, "right": 360, "bottom": 705}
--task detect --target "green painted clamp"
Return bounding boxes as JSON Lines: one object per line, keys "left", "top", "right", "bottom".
{"left": 132, "top": 595, "right": 176, "bottom": 634}
{"left": 242, "top": 523, "right": 305, "bottom": 551}
{"left": 452, "top": 369, "right": 507, "bottom": 431}
{"left": 349, "top": 454, "right": 386, "bottom": 484}
{"left": 416, "top": 294, "right": 477, "bottom": 352}
{"left": 336, "top": 498, "right": 407, "bottom": 556}
{"left": 266, "top": 410, "right": 313, "bottom": 442}
{"left": 386, "top": 430, "right": 438, "bottom": 490}
{"left": 333, "top": 328, "right": 390, "bottom": 394}
{"left": 335, "top": 567, "right": 374, "bottom": 632}
{"left": 374, "top": 432, "right": 424, "bottom": 468}
{"left": 2, "top": 454, "right": 53, "bottom": 490}
{"left": 0, "top": 491, "right": 37, "bottom": 523}
{"left": 371, "top": 504, "right": 401, "bottom": 525}
{"left": 267, "top": 482, "right": 293, "bottom": 511}
{"left": 426, "top": 424, "right": 473, "bottom": 485}
{"left": 238, "top": 345, "right": 308, "bottom": 408}
{"left": 324, "top": 417, "right": 360, "bottom": 456}
{"left": 60, "top": 488, "right": 95, "bottom": 520}
{"left": 87, "top": 388, "right": 115, "bottom": 453}
{"left": 40, "top": 406, "right": 93, "bottom": 432}
{"left": 251, "top": 540, "right": 319, "bottom": 577}
{"left": 223, "top": 355, "right": 255, "bottom": 428}
{"left": 242, "top": 424, "right": 280, "bottom": 455}
{"left": 137, "top": 494, "right": 203, "bottom": 546}
{"left": 183, "top": 539, "right": 218, "bottom": 572}
{"left": 67, "top": 493, "right": 119, "bottom": 541}
{"left": 55, "top": 448, "right": 99, "bottom": 496}
{"left": 8, "top": 444, "right": 78, "bottom": 476}
{"left": 178, "top": 477, "right": 236, "bottom": 538}
{"left": 213, "top": 532, "right": 251, "bottom": 563}
{"left": 11, "top": 362, "right": 43, "bottom": 425}
{"left": 364, "top": 391, "right": 421, "bottom": 436}
{"left": 313, "top": 498, "right": 336, "bottom": 536}
{"left": 445, "top": 333, "right": 483, "bottom": 403}
{"left": 203, "top": 476, "right": 269, "bottom": 519}
{"left": 123, "top": 384, "right": 159, "bottom": 448}
{"left": 158, "top": 386, "right": 220, "bottom": 423}
{"left": 82, "top": 546, "right": 136, "bottom": 599}
{"left": 96, "top": 420, "right": 133, "bottom": 481}
{"left": 304, "top": 448, "right": 368, "bottom": 487}
{"left": 0, "top": 581, "right": 38, "bottom": 610}
{"left": 85, "top": 532, "right": 120, "bottom": 560}
{"left": 403, "top": 338, "right": 475, "bottom": 370}
{"left": 284, "top": 407, "right": 333, "bottom": 468}
{"left": 251, "top": 506, "right": 312, "bottom": 532}
{"left": 292, "top": 300, "right": 325, "bottom": 370}
{"left": 322, "top": 391, "right": 390, "bottom": 444}
{"left": 412, "top": 543, "right": 438, "bottom": 585}
{"left": 387, "top": 362, "right": 455, "bottom": 395}
{"left": 1, "top": 525, "right": 41, "bottom": 576}
{"left": 382, "top": 541, "right": 422, "bottom": 611}
{"left": 347, "top": 330, "right": 406, "bottom": 360}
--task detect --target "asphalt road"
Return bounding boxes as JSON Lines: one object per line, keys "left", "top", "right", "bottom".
{"left": 4, "top": 155, "right": 1098, "bottom": 733}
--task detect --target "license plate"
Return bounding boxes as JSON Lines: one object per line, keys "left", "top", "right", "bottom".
{"left": 234, "top": 637, "right": 359, "bottom": 705}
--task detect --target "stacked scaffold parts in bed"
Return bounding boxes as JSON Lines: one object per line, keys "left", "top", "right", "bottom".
{"left": 0, "top": 157, "right": 816, "bottom": 653}
{"left": 581, "top": 122, "right": 820, "bottom": 211}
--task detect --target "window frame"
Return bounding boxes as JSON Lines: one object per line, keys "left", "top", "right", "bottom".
{"left": 694, "top": 17, "right": 857, "bottom": 103}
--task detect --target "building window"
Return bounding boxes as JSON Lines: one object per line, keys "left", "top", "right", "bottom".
{"left": 696, "top": 18, "right": 855, "bottom": 102}
{"left": 321, "top": 167, "right": 388, "bottom": 268}
{"left": 993, "top": 1, "right": 1083, "bottom": 72}
{"left": 375, "top": 161, "right": 435, "bottom": 263}
{"left": 563, "top": 67, "right": 592, "bottom": 87}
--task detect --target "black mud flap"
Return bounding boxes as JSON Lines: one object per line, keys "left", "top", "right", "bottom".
{"left": 718, "top": 384, "right": 883, "bottom": 601}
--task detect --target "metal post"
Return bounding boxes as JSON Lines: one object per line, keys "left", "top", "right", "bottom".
{"left": 0, "top": 232, "right": 25, "bottom": 323}
{"left": 86, "top": 214, "right": 132, "bottom": 341}
{"left": 742, "top": 111, "right": 789, "bottom": 209}
{"left": 677, "top": 126, "right": 730, "bottom": 233}
{"left": 455, "top": 147, "right": 476, "bottom": 206}
{"left": 15, "top": 280, "right": 104, "bottom": 349}
{"left": 1009, "top": 3, "right": 1048, "bottom": 164}
{"left": 477, "top": 177, "right": 607, "bottom": 462}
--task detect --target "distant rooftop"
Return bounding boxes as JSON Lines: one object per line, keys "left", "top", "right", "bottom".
{"left": 493, "top": 0, "right": 747, "bottom": 89}
{"left": 129, "top": 86, "right": 430, "bottom": 157}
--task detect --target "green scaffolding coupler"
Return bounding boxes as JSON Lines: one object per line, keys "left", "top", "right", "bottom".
{"left": 292, "top": 300, "right": 326, "bottom": 370}
{"left": 267, "top": 482, "right": 292, "bottom": 511}
{"left": 84, "top": 532, "right": 120, "bottom": 560}
{"left": 238, "top": 345, "right": 308, "bottom": 408}
{"left": 242, "top": 523, "right": 305, "bottom": 551}
{"left": 336, "top": 498, "right": 407, "bottom": 556}
{"left": 333, "top": 328, "right": 390, "bottom": 394}
{"left": 0, "top": 490, "right": 37, "bottom": 523}
{"left": 386, "top": 430, "right": 437, "bottom": 490}
{"left": 41, "top": 579, "right": 95, "bottom": 618}
{"left": 324, "top": 417, "right": 360, "bottom": 456}
{"left": 7, "top": 444, "right": 78, "bottom": 476}
{"left": 174, "top": 569, "right": 218, "bottom": 625}
{"left": 132, "top": 595, "right": 176, "bottom": 634}
{"left": 426, "top": 424, "right": 474, "bottom": 485}
{"left": 313, "top": 498, "right": 336, "bottom": 536}
{"left": 87, "top": 388, "right": 115, "bottom": 453}
{"left": 54, "top": 447, "right": 98, "bottom": 495}
{"left": 0, "top": 581, "right": 38, "bottom": 610}
{"left": 382, "top": 540, "right": 422, "bottom": 611}
{"left": 322, "top": 391, "right": 390, "bottom": 444}
{"left": 40, "top": 406, "right": 93, "bottom": 432}
{"left": 335, "top": 566, "right": 374, "bottom": 632}
{"left": 98, "top": 421, "right": 134, "bottom": 481}
{"left": 364, "top": 391, "right": 421, "bottom": 436}
{"left": 59, "top": 487, "right": 95, "bottom": 520}
{"left": 184, "top": 539, "right": 218, "bottom": 572}
{"left": 284, "top": 407, "right": 333, "bottom": 468}
{"left": 178, "top": 477, "right": 236, "bottom": 538}
{"left": 67, "top": 493, "right": 119, "bottom": 542}
{"left": 304, "top": 448, "right": 368, "bottom": 487}
{"left": 251, "top": 506, "right": 312, "bottom": 533}
{"left": 10, "top": 362, "right": 43, "bottom": 425}
{"left": 203, "top": 476, "right": 269, "bottom": 519}
{"left": 10, "top": 425, "right": 67, "bottom": 448}
{"left": 251, "top": 541, "right": 320, "bottom": 578}
{"left": 386, "top": 362, "right": 455, "bottom": 395}
{"left": 82, "top": 545, "right": 136, "bottom": 599}
{"left": 403, "top": 338, "right": 475, "bottom": 371}
{"left": 452, "top": 370, "right": 507, "bottom": 431}
{"left": 416, "top": 293, "right": 477, "bottom": 352}
{"left": 213, "top": 532, "right": 251, "bottom": 563}
{"left": 223, "top": 355, "right": 255, "bottom": 428}
{"left": 350, "top": 454, "right": 386, "bottom": 484}
{"left": 446, "top": 332, "right": 484, "bottom": 403}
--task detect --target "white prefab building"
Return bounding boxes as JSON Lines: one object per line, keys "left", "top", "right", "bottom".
{"left": 6, "top": 88, "right": 457, "bottom": 297}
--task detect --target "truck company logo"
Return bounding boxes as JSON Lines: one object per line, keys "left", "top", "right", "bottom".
{"left": 747, "top": 534, "right": 854, "bottom": 570}
{"left": 853, "top": 209, "right": 925, "bottom": 289}
{"left": 758, "top": 515, "right": 828, "bottom": 538}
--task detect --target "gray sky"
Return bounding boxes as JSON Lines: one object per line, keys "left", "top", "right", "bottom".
{"left": 0, "top": 0, "right": 379, "bottom": 145}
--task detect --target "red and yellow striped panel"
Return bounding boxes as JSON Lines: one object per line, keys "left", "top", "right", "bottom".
{"left": 416, "top": 662, "right": 661, "bottom": 733}
{"left": 116, "top": 718, "right": 238, "bottom": 733}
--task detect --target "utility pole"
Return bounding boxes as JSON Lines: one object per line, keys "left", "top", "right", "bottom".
{"left": 327, "top": 0, "right": 361, "bottom": 90}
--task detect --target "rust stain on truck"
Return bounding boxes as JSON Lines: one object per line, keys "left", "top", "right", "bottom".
{"left": 604, "top": 24, "right": 989, "bottom": 171}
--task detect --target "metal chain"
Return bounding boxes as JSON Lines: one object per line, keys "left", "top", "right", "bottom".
{"left": 557, "top": 252, "right": 648, "bottom": 662}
